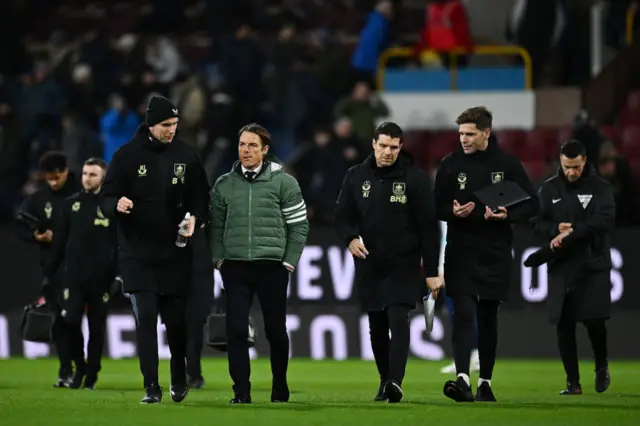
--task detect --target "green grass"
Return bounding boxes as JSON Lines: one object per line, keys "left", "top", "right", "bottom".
{"left": 1, "top": 358, "right": 639, "bottom": 425}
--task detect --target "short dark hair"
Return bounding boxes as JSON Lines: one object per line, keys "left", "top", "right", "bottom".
{"left": 84, "top": 157, "right": 107, "bottom": 170}
{"left": 374, "top": 121, "right": 403, "bottom": 141}
{"left": 238, "top": 123, "right": 272, "bottom": 147}
{"left": 38, "top": 151, "right": 68, "bottom": 173}
{"left": 455, "top": 106, "right": 493, "bottom": 131}
{"left": 560, "top": 139, "right": 586, "bottom": 159}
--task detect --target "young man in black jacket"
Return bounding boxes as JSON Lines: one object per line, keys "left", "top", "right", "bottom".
{"left": 334, "top": 122, "right": 442, "bottom": 403}
{"left": 99, "top": 95, "right": 210, "bottom": 404}
{"left": 45, "top": 158, "right": 118, "bottom": 390}
{"left": 16, "top": 151, "right": 81, "bottom": 387}
{"left": 527, "top": 139, "right": 613, "bottom": 395}
{"left": 433, "top": 106, "right": 538, "bottom": 402}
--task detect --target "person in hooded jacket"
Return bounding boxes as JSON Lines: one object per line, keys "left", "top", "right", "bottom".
{"left": 16, "top": 151, "right": 81, "bottom": 388}
{"left": 99, "top": 95, "right": 210, "bottom": 404}
{"left": 433, "top": 106, "right": 538, "bottom": 403}
{"left": 527, "top": 139, "right": 613, "bottom": 396}
{"left": 334, "top": 121, "right": 442, "bottom": 403}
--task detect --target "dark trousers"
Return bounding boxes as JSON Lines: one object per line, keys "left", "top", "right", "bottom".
{"left": 368, "top": 304, "right": 412, "bottom": 385}
{"left": 53, "top": 316, "right": 73, "bottom": 378}
{"left": 129, "top": 292, "right": 187, "bottom": 388}
{"left": 63, "top": 286, "right": 109, "bottom": 381}
{"left": 557, "top": 317, "right": 608, "bottom": 383}
{"left": 452, "top": 294, "right": 500, "bottom": 379}
{"left": 186, "top": 321, "right": 204, "bottom": 379}
{"left": 221, "top": 260, "right": 290, "bottom": 398}
{"left": 49, "top": 283, "right": 72, "bottom": 378}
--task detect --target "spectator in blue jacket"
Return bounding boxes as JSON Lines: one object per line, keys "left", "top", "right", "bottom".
{"left": 99, "top": 94, "right": 140, "bottom": 163}
{"left": 350, "top": 1, "right": 393, "bottom": 86}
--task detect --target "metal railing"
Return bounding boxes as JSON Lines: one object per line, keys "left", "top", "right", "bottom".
{"left": 376, "top": 45, "right": 533, "bottom": 91}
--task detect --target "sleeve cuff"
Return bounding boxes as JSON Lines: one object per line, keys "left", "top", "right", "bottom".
{"left": 282, "top": 261, "right": 295, "bottom": 271}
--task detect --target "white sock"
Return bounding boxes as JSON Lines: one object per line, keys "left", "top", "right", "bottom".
{"left": 478, "top": 378, "right": 491, "bottom": 387}
{"left": 457, "top": 373, "right": 470, "bottom": 386}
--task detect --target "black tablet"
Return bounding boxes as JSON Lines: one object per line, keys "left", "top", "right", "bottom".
{"left": 474, "top": 180, "right": 531, "bottom": 213}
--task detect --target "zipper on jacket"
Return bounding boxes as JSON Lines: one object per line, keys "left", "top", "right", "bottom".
{"left": 248, "top": 183, "right": 253, "bottom": 259}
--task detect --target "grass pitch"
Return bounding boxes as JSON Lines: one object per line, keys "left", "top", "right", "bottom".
{"left": 0, "top": 358, "right": 638, "bottom": 425}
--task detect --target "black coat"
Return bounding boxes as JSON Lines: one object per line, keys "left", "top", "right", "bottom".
{"left": 99, "top": 125, "right": 210, "bottom": 294}
{"left": 44, "top": 190, "right": 118, "bottom": 293}
{"left": 334, "top": 151, "right": 440, "bottom": 312}
{"left": 16, "top": 174, "right": 81, "bottom": 271}
{"left": 531, "top": 165, "right": 615, "bottom": 324}
{"left": 433, "top": 136, "right": 538, "bottom": 301}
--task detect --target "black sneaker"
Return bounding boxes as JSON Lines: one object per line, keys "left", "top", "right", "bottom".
{"left": 373, "top": 381, "right": 385, "bottom": 401}
{"left": 271, "top": 382, "right": 290, "bottom": 403}
{"left": 140, "top": 384, "right": 163, "bottom": 404}
{"left": 230, "top": 396, "right": 251, "bottom": 404}
{"left": 560, "top": 381, "right": 583, "bottom": 395}
{"left": 383, "top": 380, "right": 403, "bottom": 403}
{"left": 84, "top": 374, "right": 98, "bottom": 390}
{"left": 187, "top": 376, "right": 205, "bottom": 389}
{"left": 475, "top": 382, "right": 497, "bottom": 402}
{"left": 595, "top": 367, "right": 610, "bottom": 393}
{"left": 69, "top": 364, "right": 86, "bottom": 389}
{"left": 443, "top": 376, "right": 475, "bottom": 402}
{"left": 170, "top": 384, "right": 188, "bottom": 403}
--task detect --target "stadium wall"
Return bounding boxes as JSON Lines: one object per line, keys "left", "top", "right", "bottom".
{"left": 1, "top": 226, "right": 639, "bottom": 360}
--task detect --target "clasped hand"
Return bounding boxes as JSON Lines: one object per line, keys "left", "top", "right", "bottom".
{"left": 551, "top": 223, "right": 573, "bottom": 249}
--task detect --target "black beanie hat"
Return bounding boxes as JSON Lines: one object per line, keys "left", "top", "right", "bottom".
{"left": 145, "top": 95, "right": 179, "bottom": 127}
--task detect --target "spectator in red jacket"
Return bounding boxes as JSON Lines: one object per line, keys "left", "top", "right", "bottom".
{"left": 415, "top": 0, "right": 473, "bottom": 67}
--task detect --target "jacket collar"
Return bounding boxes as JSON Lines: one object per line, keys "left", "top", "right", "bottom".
{"left": 135, "top": 125, "right": 171, "bottom": 152}
{"left": 557, "top": 162, "right": 596, "bottom": 188}
{"left": 454, "top": 134, "right": 500, "bottom": 159}
{"left": 364, "top": 150, "right": 414, "bottom": 178}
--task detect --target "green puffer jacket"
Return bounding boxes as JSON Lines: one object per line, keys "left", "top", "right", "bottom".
{"left": 208, "top": 159, "right": 309, "bottom": 268}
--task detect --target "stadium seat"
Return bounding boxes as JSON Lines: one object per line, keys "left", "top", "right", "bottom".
{"left": 522, "top": 161, "right": 547, "bottom": 181}
{"left": 427, "top": 131, "right": 458, "bottom": 163}
{"left": 494, "top": 130, "right": 526, "bottom": 156}
{"left": 620, "top": 126, "right": 640, "bottom": 159}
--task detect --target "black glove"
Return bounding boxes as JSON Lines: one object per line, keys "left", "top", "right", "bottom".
{"left": 523, "top": 245, "right": 556, "bottom": 267}
{"left": 109, "top": 276, "right": 123, "bottom": 296}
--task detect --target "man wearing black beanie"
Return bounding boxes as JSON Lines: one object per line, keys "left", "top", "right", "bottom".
{"left": 99, "top": 95, "right": 210, "bottom": 404}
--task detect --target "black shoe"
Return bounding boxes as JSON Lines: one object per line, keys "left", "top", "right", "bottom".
{"left": 560, "top": 381, "right": 583, "bottom": 395}
{"left": 595, "top": 367, "right": 610, "bottom": 393}
{"left": 187, "top": 376, "right": 205, "bottom": 389}
{"left": 230, "top": 396, "right": 251, "bottom": 404}
{"left": 140, "top": 384, "right": 163, "bottom": 404}
{"left": 271, "top": 382, "right": 290, "bottom": 403}
{"left": 373, "top": 381, "right": 386, "bottom": 401}
{"left": 443, "top": 376, "right": 475, "bottom": 402}
{"left": 69, "top": 364, "right": 86, "bottom": 389}
{"left": 53, "top": 376, "right": 72, "bottom": 388}
{"left": 383, "top": 380, "right": 403, "bottom": 403}
{"left": 171, "top": 384, "right": 188, "bottom": 403}
{"left": 84, "top": 374, "right": 98, "bottom": 390}
{"left": 475, "top": 382, "right": 497, "bottom": 402}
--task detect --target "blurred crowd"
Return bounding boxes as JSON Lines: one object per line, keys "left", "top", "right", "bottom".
{"left": 0, "top": 0, "right": 638, "bottom": 227}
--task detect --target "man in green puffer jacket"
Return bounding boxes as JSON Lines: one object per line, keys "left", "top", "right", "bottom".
{"left": 207, "top": 123, "right": 309, "bottom": 404}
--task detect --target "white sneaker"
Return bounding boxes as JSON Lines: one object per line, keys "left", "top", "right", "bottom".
{"left": 470, "top": 349, "right": 480, "bottom": 372}
{"left": 440, "top": 361, "right": 457, "bottom": 374}
{"left": 440, "top": 350, "right": 480, "bottom": 374}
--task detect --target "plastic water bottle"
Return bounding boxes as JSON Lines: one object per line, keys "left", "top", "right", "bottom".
{"left": 175, "top": 212, "right": 191, "bottom": 248}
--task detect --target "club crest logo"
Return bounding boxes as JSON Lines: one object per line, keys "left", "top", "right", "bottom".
{"left": 457, "top": 173, "right": 467, "bottom": 190}
{"left": 174, "top": 163, "right": 186, "bottom": 178}
{"left": 491, "top": 172, "right": 504, "bottom": 184}
{"left": 390, "top": 182, "right": 407, "bottom": 204}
